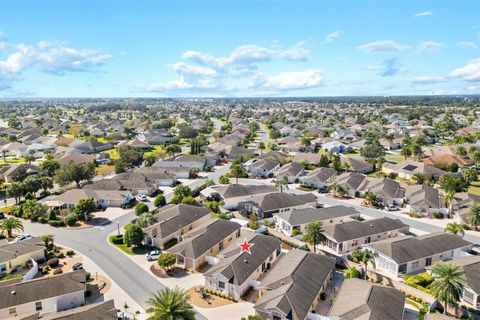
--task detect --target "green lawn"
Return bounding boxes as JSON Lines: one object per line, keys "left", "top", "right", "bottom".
{"left": 108, "top": 235, "right": 156, "bottom": 255}
{"left": 103, "top": 148, "right": 119, "bottom": 160}
{"left": 143, "top": 145, "right": 164, "bottom": 157}
{"left": 0, "top": 273, "right": 23, "bottom": 282}
{"left": 468, "top": 180, "right": 480, "bottom": 196}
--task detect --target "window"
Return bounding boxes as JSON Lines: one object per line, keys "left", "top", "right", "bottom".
{"left": 425, "top": 257, "right": 432, "bottom": 267}
{"left": 276, "top": 247, "right": 281, "bottom": 256}
{"left": 219, "top": 242, "right": 224, "bottom": 251}
{"left": 219, "top": 281, "right": 225, "bottom": 290}
{"left": 35, "top": 301, "right": 42, "bottom": 311}
{"left": 152, "top": 228, "right": 157, "bottom": 238}
{"left": 398, "top": 264, "right": 407, "bottom": 274}
{"left": 0, "top": 264, "right": 6, "bottom": 272}
{"left": 273, "top": 316, "right": 281, "bottom": 320}
{"left": 8, "top": 308, "right": 16, "bottom": 315}
{"left": 236, "top": 229, "right": 241, "bottom": 237}
{"left": 189, "top": 224, "right": 193, "bottom": 231}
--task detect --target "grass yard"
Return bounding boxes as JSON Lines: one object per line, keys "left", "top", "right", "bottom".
{"left": 108, "top": 235, "right": 156, "bottom": 255}
{"left": 143, "top": 145, "right": 165, "bottom": 157}
{"left": 103, "top": 148, "right": 119, "bottom": 160}
{"left": 468, "top": 180, "right": 480, "bottom": 196}
{"left": 0, "top": 273, "right": 23, "bottom": 282}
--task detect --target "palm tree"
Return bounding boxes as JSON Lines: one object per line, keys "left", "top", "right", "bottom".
{"left": 467, "top": 203, "right": 480, "bottom": 231}
{"left": 429, "top": 262, "right": 465, "bottom": 315}
{"left": 410, "top": 144, "right": 424, "bottom": 160}
{"left": 230, "top": 163, "right": 246, "bottom": 184}
{"left": 22, "top": 199, "right": 45, "bottom": 220}
{"left": 455, "top": 146, "right": 467, "bottom": 158}
{"left": 24, "top": 149, "right": 36, "bottom": 165}
{"left": 275, "top": 176, "right": 289, "bottom": 193}
{"left": 363, "top": 192, "right": 380, "bottom": 208}
{"left": 136, "top": 212, "right": 155, "bottom": 228}
{"left": 146, "top": 287, "right": 196, "bottom": 320}
{"left": 303, "top": 221, "right": 326, "bottom": 253}
{"left": 343, "top": 266, "right": 361, "bottom": 279}
{"left": 40, "top": 234, "right": 55, "bottom": 250}
{"left": 444, "top": 190, "right": 456, "bottom": 218}
{"left": 1, "top": 150, "right": 8, "bottom": 163}
{"left": 472, "top": 150, "right": 480, "bottom": 168}
{"left": 351, "top": 249, "right": 378, "bottom": 280}
{"left": 444, "top": 222, "right": 466, "bottom": 236}
{"left": 0, "top": 217, "right": 24, "bottom": 238}
{"left": 330, "top": 182, "right": 338, "bottom": 197}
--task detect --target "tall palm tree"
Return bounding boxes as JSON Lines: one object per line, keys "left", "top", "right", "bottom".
{"left": 429, "top": 262, "right": 465, "bottom": 315}
{"left": 303, "top": 221, "right": 326, "bottom": 253}
{"left": 146, "top": 287, "right": 196, "bottom": 320}
{"left": 0, "top": 217, "right": 24, "bottom": 238}
{"left": 444, "top": 190, "right": 456, "bottom": 218}
{"left": 1, "top": 150, "right": 8, "bottom": 163}
{"left": 275, "top": 176, "right": 289, "bottom": 193}
{"left": 444, "top": 222, "right": 466, "bottom": 236}
{"left": 229, "top": 163, "right": 246, "bottom": 184}
{"left": 467, "top": 203, "right": 480, "bottom": 231}
{"left": 351, "top": 249, "right": 378, "bottom": 280}
{"left": 22, "top": 199, "right": 45, "bottom": 220}
{"left": 136, "top": 212, "right": 155, "bottom": 228}
{"left": 363, "top": 192, "right": 380, "bottom": 208}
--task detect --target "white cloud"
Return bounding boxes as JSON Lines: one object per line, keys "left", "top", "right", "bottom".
{"left": 414, "top": 11, "right": 433, "bottom": 17}
{"left": 417, "top": 41, "right": 444, "bottom": 53}
{"left": 465, "top": 84, "right": 480, "bottom": 93}
{"left": 411, "top": 76, "right": 446, "bottom": 84}
{"left": 143, "top": 42, "right": 316, "bottom": 95}
{"left": 323, "top": 31, "right": 342, "bottom": 44}
{"left": 366, "top": 58, "right": 404, "bottom": 77}
{"left": 0, "top": 34, "right": 112, "bottom": 91}
{"left": 449, "top": 58, "right": 480, "bottom": 82}
{"left": 456, "top": 41, "right": 478, "bottom": 49}
{"left": 358, "top": 40, "right": 409, "bottom": 53}
{"left": 252, "top": 69, "right": 325, "bottom": 92}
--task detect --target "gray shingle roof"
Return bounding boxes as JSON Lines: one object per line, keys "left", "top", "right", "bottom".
{"left": 368, "top": 232, "right": 472, "bottom": 264}
{"left": 450, "top": 255, "right": 480, "bottom": 294}
{"left": 328, "top": 279, "right": 405, "bottom": 320}
{"left": 303, "top": 167, "right": 336, "bottom": 184}
{"left": 275, "top": 205, "right": 359, "bottom": 227}
{"left": 168, "top": 219, "right": 241, "bottom": 259}
{"left": 255, "top": 250, "right": 336, "bottom": 320}
{"left": 0, "top": 238, "right": 45, "bottom": 264}
{"left": 323, "top": 217, "right": 408, "bottom": 242}
{"left": 40, "top": 300, "right": 117, "bottom": 320}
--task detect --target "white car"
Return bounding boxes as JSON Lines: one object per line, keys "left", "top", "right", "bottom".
{"left": 385, "top": 205, "right": 400, "bottom": 211}
{"left": 11, "top": 234, "right": 33, "bottom": 243}
{"left": 136, "top": 194, "right": 148, "bottom": 202}
{"left": 146, "top": 250, "right": 161, "bottom": 261}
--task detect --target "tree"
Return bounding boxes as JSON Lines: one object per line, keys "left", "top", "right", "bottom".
{"left": 157, "top": 253, "right": 176, "bottom": 270}
{"left": 229, "top": 163, "right": 247, "bottom": 184}
{"left": 118, "top": 145, "right": 144, "bottom": 169}
{"left": 332, "top": 154, "right": 342, "bottom": 172}
{"left": 24, "top": 150, "right": 36, "bottom": 165}
{"left": 6, "top": 182, "right": 24, "bottom": 204}
{"left": 39, "top": 176, "right": 54, "bottom": 193}
{"left": 23, "top": 176, "right": 42, "bottom": 196}
{"left": 455, "top": 146, "right": 468, "bottom": 158}
{"left": 410, "top": 143, "right": 424, "bottom": 160}
{"left": 319, "top": 154, "right": 330, "bottom": 167}
{"left": 360, "top": 143, "right": 385, "bottom": 162}
{"left": 166, "top": 144, "right": 182, "bottom": 157}
{"left": 219, "top": 175, "right": 230, "bottom": 184}
{"left": 189, "top": 167, "right": 200, "bottom": 179}
{"left": 146, "top": 287, "right": 195, "bottom": 320}
{"left": 351, "top": 249, "right": 378, "bottom": 280}
{"left": 55, "top": 162, "right": 95, "bottom": 188}
{"left": 411, "top": 172, "right": 425, "bottom": 185}
{"left": 136, "top": 212, "right": 155, "bottom": 228}
{"left": 444, "top": 222, "right": 466, "bottom": 236}
{"left": 400, "top": 146, "right": 412, "bottom": 160}
{"left": 22, "top": 199, "right": 46, "bottom": 221}
{"left": 247, "top": 214, "right": 259, "bottom": 230}
{"left": 462, "top": 168, "right": 477, "bottom": 185}
{"left": 154, "top": 194, "right": 166, "bottom": 207}
{"left": 275, "top": 176, "right": 289, "bottom": 193}
{"left": 124, "top": 224, "right": 144, "bottom": 247}
{"left": 343, "top": 267, "right": 361, "bottom": 279}
{"left": 300, "top": 136, "right": 311, "bottom": 151}
{"left": 303, "top": 221, "right": 326, "bottom": 253}
{"left": 40, "top": 234, "right": 55, "bottom": 250}
{"left": 258, "top": 142, "right": 265, "bottom": 155}
{"left": 467, "top": 203, "right": 480, "bottom": 231}
{"left": 472, "top": 150, "right": 480, "bottom": 168}
{"left": 144, "top": 154, "right": 156, "bottom": 167}
{"left": 74, "top": 198, "right": 97, "bottom": 220}
{"left": 429, "top": 262, "right": 465, "bottom": 315}
{"left": 269, "top": 129, "right": 281, "bottom": 140}
{"left": 363, "top": 192, "right": 381, "bottom": 208}
{"left": 172, "top": 185, "right": 192, "bottom": 204}
{"left": 40, "top": 159, "right": 60, "bottom": 177}
{"left": 0, "top": 217, "right": 24, "bottom": 238}
{"left": 135, "top": 202, "right": 149, "bottom": 216}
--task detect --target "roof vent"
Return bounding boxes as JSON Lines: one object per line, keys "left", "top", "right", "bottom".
{"left": 243, "top": 259, "right": 248, "bottom": 263}
{"left": 370, "top": 224, "right": 374, "bottom": 227}
{"left": 11, "top": 291, "right": 16, "bottom": 295}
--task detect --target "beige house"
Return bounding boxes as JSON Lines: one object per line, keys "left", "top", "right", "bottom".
{"left": 167, "top": 219, "right": 241, "bottom": 270}
{"left": 143, "top": 204, "right": 211, "bottom": 249}
{"left": 204, "top": 233, "right": 282, "bottom": 300}
{"left": 0, "top": 270, "right": 86, "bottom": 319}
{"left": 0, "top": 238, "right": 46, "bottom": 275}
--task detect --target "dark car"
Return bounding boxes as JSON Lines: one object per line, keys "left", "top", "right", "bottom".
{"left": 72, "top": 263, "right": 83, "bottom": 271}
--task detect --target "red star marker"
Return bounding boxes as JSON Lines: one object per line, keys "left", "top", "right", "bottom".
{"left": 238, "top": 238, "right": 254, "bottom": 255}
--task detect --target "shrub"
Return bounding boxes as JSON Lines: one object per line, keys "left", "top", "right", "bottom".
{"left": 65, "top": 215, "right": 77, "bottom": 226}
{"left": 38, "top": 216, "right": 48, "bottom": 224}
{"left": 47, "top": 258, "right": 60, "bottom": 268}
{"left": 48, "top": 220, "right": 65, "bottom": 227}
{"left": 291, "top": 229, "right": 303, "bottom": 236}
{"left": 153, "top": 194, "right": 166, "bottom": 207}
{"left": 41, "top": 266, "right": 49, "bottom": 274}
{"left": 66, "top": 250, "right": 75, "bottom": 256}
{"left": 55, "top": 252, "right": 65, "bottom": 259}
{"left": 52, "top": 269, "right": 63, "bottom": 275}
{"left": 219, "top": 175, "right": 230, "bottom": 184}
{"left": 135, "top": 202, "right": 149, "bottom": 216}
{"left": 111, "top": 234, "right": 124, "bottom": 245}
{"left": 86, "top": 272, "right": 91, "bottom": 280}
{"left": 432, "top": 211, "right": 444, "bottom": 219}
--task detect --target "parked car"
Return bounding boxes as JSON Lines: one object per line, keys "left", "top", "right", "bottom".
{"left": 146, "top": 250, "right": 161, "bottom": 261}
{"left": 385, "top": 205, "right": 399, "bottom": 211}
{"left": 11, "top": 234, "right": 33, "bottom": 243}
{"left": 72, "top": 262, "right": 83, "bottom": 271}
{"left": 136, "top": 194, "right": 148, "bottom": 202}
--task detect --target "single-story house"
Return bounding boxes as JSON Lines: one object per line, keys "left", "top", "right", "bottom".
{"left": 44, "top": 189, "right": 133, "bottom": 209}
{"left": 154, "top": 155, "right": 207, "bottom": 170}
{"left": 341, "top": 155, "right": 374, "bottom": 174}
{"left": 405, "top": 185, "right": 447, "bottom": 217}
{"left": 200, "top": 184, "right": 277, "bottom": 210}
{"left": 134, "top": 167, "right": 177, "bottom": 186}
{"left": 0, "top": 270, "right": 86, "bottom": 318}
{"left": 359, "top": 178, "right": 405, "bottom": 206}
{"left": 322, "top": 141, "right": 347, "bottom": 153}
{"left": 334, "top": 172, "right": 369, "bottom": 198}
{"left": 275, "top": 162, "right": 305, "bottom": 183}
{"left": 167, "top": 219, "right": 241, "bottom": 271}
{"left": 248, "top": 159, "right": 280, "bottom": 178}
{"left": 328, "top": 279, "right": 405, "bottom": 320}
{"left": 365, "top": 232, "right": 473, "bottom": 277}
{"left": 0, "top": 163, "right": 43, "bottom": 183}
{"left": 34, "top": 300, "right": 117, "bottom": 320}
{"left": 322, "top": 217, "right": 409, "bottom": 255}
{"left": 0, "top": 238, "right": 46, "bottom": 275}
{"left": 450, "top": 256, "right": 480, "bottom": 310}
{"left": 300, "top": 167, "right": 337, "bottom": 190}
{"left": 255, "top": 250, "right": 336, "bottom": 320}
{"left": 382, "top": 160, "right": 445, "bottom": 181}
{"left": 293, "top": 153, "right": 321, "bottom": 165}
{"left": 273, "top": 205, "right": 360, "bottom": 236}
{"left": 204, "top": 233, "right": 282, "bottom": 300}
{"left": 238, "top": 192, "right": 318, "bottom": 219}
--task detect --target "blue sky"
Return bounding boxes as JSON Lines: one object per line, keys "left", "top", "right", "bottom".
{"left": 0, "top": 0, "right": 479, "bottom": 97}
